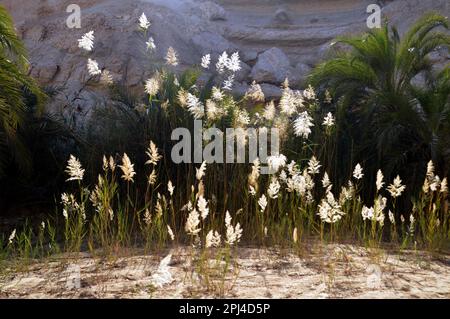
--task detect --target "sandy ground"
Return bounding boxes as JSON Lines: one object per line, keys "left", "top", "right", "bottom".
{"left": 0, "top": 244, "right": 449, "bottom": 299}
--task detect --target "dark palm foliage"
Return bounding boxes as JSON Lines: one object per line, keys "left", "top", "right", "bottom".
{"left": 411, "top": 67, "right": 450, "bottom": 175}
{"left": 309, "top": 13, "right": 450, "bottom": 193}
{"left": 0, "top": 5, "right": 46, "bottom": 177}
{"left": 0, "top": 6, "right": 78, "bottom": 211}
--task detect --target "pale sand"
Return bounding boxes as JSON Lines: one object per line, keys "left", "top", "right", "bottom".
{"left": 1, "top": 244, "right": 449, "bottom": 298}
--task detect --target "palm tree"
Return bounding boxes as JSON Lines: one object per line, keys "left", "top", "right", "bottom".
{"left": 411, "top": 67, "right": 450, "bottom": 176}
{"left": 0, "top": 5, "right": 45, "bottom": 177}
{"left": 309, "top": 13, "right": 449, "bottom": 191}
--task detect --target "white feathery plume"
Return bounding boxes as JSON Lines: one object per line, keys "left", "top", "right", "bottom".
{"left": 322, "top": 112, "right": 335, "bottom": 127}
{"left": 339, "top": 181, "right": 354, "bottom": 204}
{"left": 430, "top": 175, "right": 441, "bottom": 192}
{"left": 361, "top": 206, "right": 374, "bottom": 221}
{"left": 211, "top": 86, "right": 224, "bottom": 101}
{"left": 317, "top": 191, "right": 344, "bottom": 224}
{"left": 151, "top": 253, "right": 173, "bottom": 288}
{"left": 196, "top": 161, "right": 207, "bottom": 180}
{"left": 245, "top": 81, "right": 265, "bottom": 102}
{"left": 146, "top": 141, "right": 162, "bottom": 166}
{"left": 62, "top": 208, "right": 68, "bottom": 220}
{"left": 65, "top": 155, "right": 85, "bottom": 182}
{"left": 145, "top": 77, "right": 160, "bottom": 96}
{"left": 441, "top": 177, "right": 448, "bottom": 193}
{"left": 108, "top": 208, "right": 114, "bottom": 221}
{"left": 287, "top": 160, "right": 299, "bottom": 176}
{"left": 102, "top": 155, "right": 108, "bottom": 171}
{"left": 206, "top": 99, "right": 225, "bottom": 121}
{"left": 388, "top": 210, "right": 395, "bottom": 225}
{"left": 167, "top": 180, "right": 175, "bottom": 197}
{"left": 376, "top": 169, "right": 384, "bottom": 191}
{"left": 185, "top": 209, "right": 201, "bottom": 235}
{"left": 177, "top": 88, "right": 189, "bottom": 107}
{"left": 201, "top": 54, "right": 211, "bottom": 69}
{"left": 279, "top": 86, "right": 303, "bottom": 116}
{"left": 109, "top": 156, "right": 116, "bottom": 171}
{"left": 146, "top": 37, "right": 156, "bottom": 51}
{"left": 8, "top": 229, "right": 16, "bottom": 244}
{"left": 303, "top": 169, "right": 316, "bottom": 191}
{"left": 267, "top": 179, "right": 281, "bottom": 199}
{"left": 78, "top": 31, "right": 94, "bottom": 51}
{"left": 167, "top": 225, "right": 175, "bottom": 241}
{"left": 216, "top": 51, "right": 241, "bottom": 73}
{"left": 303, "top": 85, "right": 316, "bottom": 100}
{"left": 222, "top": 74, "right": 235, "bottom": 91}
{"left": 409, "top": 214, "right": 415, "bottom": 234}
{"left": 279, "top": 170, "right": 288, "bottom": 183}
{"left": 267, "top": 154, "right": 287, "bottom": 173}
{"left": 263, "top": 101, "right": 276, "bottom": 121}
{"left": 165, "top": 47, "right": 178, "bottom": 66}
{"left": 119, "top": 153, "right": 136, "bottom": 182}
{"left": 258, "top": 194, "right": 268, "bottom": 213}
{"left": 293, "top": 111, "right": 314, "bottom": 138}
{"left": 423, "top": 176, "right": 430, "bottom": 194}
{"left": 216, "top": 52, "right": 229, "bottom": 73}
{"left": 235, "top": 108, "right": 250, "bottom": 127}
{"left": 187, "top": 93, "right": 205, "bottom": 119}
{"left": 197, "top": 196, "right": 209, "bottom": 220}
{"left": 226, "top": 52, "right": 241, "bottom": 72}
{"left": 426, "top": 160, "right": 435, "bottom": 178}
{"left": 148, "top": 169, "right": 157, "bottom": 185}
{"left": 353, "top": 163, "right": 364, "bottom": 180}
{"left": 225, "top": 211, "right": 242, "bottom": 246}
{"left": 248, "top": 158, "right": 260, "bottom": 190}
{"left": 225, "top": 210, "right": 232, "bottom": 227}
{"left": 139, "top": 13, "right": 151, "bottom": 30}
{"left": 307, "top": 156, "right": 321, "bottom": 175}
{"left": 87, "top": 58, "right": 101, "bottom": 76}
{"left": 143, "top": 209, "right": 152, "bottom": 225}
{"left": 155, "top": 195, "right": 164, "bottom": 217}
{"left": 387, "top": 175, "right": 406, "bottom": 198}
{"left": 100, "top": 70, "right": 113, "bottom": 85}
{"left": 205, "top": 230, "right": 221, "bottom": 248}
{"left": 361, "top": 196, "right": 386, "bottom": 225}
{"left": 322, "top": 172, "right": 332, "bottom": 189}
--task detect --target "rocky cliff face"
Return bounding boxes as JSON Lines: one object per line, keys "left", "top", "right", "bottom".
{"left": 3, "top": 0, "right": 449, "bottom": 129}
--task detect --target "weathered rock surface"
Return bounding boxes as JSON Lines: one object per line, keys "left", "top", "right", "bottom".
{"left": 198, "top": 1, "right": 228, "bottom": 21}
{"left": 2, "top": 0, "right": 448, "bottom": 127}
{"left": 251, "top": 47, "right": 291, "bottom": 84}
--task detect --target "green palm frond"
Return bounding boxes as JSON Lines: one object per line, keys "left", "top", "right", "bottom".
{"left": 0, "top": 5, "right": 46, "bottom": 178}
{"left": 308, "top": 13, "right": 450, "bottom": 192}
{"left": 0, "top": 5, "right": 28, "bottom": 68}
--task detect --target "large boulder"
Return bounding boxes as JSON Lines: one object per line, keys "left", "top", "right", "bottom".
{"left": 289, "top": 63, "right": 312, "bottom": 87}
{"left": 191, "top": 31, "right": 236, "bottom": 55}
{"left": 234, "top": 62, "right": 252, "bottom": 82}
{"left": 197, "top": 1, "right": 227, "bottom": 21}
{"left": 260, "top": 83, "right": 282, "bottom": 100}
{"left": 250, "top": 47, "right": 291, "bottom": 84}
